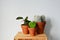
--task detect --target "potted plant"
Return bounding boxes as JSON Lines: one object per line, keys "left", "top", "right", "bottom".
{"left": 28, "top": 21, "right": 36, "bottom": 36}
{"left": 34, "top": 15, "right": 46, "bottom": 34}
{"left": 16, "top": 16, "right": 30, "bottom": 34}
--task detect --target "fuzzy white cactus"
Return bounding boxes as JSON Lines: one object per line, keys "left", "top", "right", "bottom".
{"left": 34, "top": 15, "right": 45, "bottom": 22}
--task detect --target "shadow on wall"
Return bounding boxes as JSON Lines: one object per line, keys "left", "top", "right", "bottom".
{"left": 44, "top": 17, "right": 53, "bottom": 40}
{"left": 45, "top": 17, "right": 60, "bottom": 40}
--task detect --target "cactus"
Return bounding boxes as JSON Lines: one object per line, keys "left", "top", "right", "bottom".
{"left": 34, "top": 15, "right": 41, "bottom": 22}
{"left": 34, "top": 15, "right": 45, "bottom": 22}
{"left": 16, "top": 16, "right": 30, "bottom": 24}
{"left": 40, "top": 15, "right": 45, "bottom": 22}
{"left": 29, "top": 21, "right": 36, "bottom": 28}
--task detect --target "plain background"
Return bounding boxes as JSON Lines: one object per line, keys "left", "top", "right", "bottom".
{"left": 0, "top": 0, "right": 60, "bottom": 40}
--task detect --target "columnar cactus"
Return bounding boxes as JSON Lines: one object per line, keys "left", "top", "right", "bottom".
{"left": 40, "top": 15, "right": 45, "bottom": 22}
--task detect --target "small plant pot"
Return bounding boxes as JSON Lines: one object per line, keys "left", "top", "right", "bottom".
{"left": 21, "top": 24, "right": 29, "bottom": 34}
{"left": 36, "top": 21, "right": 46, "bottom": 34}
{"left": 28, "top": 28, "right": 36, "bottom": 36}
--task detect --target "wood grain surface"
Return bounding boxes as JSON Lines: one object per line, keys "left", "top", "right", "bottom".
{"left": 14, "top": 32, "right": 47, "bottom": 40}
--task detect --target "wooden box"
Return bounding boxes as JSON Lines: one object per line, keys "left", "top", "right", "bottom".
{"left": 14, "top": 32, "right": 47, "bottom": 40}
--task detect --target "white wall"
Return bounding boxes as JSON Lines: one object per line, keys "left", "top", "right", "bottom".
{"left": 0, "top": 0, "right": 60, "bottom": 40}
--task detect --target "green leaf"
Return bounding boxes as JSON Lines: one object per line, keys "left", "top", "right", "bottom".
{"left": 25, "top": 16, "right": 28, "bottom": 20}
{"left": 16, "top": 17, "right": 23, "bottom": 20}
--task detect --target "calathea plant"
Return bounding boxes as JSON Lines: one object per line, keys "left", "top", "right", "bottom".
{"left": 16, "top": 16, "right": 30, "bottom": 25}
{"left": 16, "top": 16, "right": 30, "bottom": 34}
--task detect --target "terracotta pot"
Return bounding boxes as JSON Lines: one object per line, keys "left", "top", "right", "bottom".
{"left": 36, "top": 21, "right": 46, "bottom": 34}
{"left": 21, "top": 24, "right": 29, "bottom": 34}
{"left": 28, "top": 28, "right": 36, "bottom": 36}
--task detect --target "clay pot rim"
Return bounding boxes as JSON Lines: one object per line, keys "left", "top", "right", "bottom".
{"left": 29, "top": 27, "right": 35, "bottom": 29}
{"left": 37, "top": 21, "right": 46, "bottom": 22}
{"left": 37, "top": 21, "right": 46, "bottom": 24}
{"left": 28, "top": 28, "right": 36, "bottom": 29}
{"left": 21, "top": 24, "right": 28, "bottom": 26}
